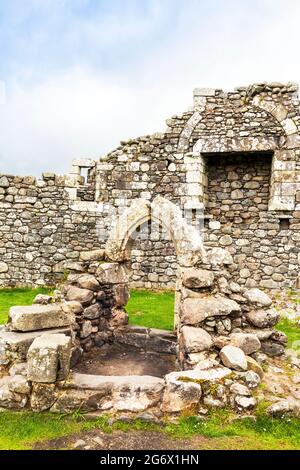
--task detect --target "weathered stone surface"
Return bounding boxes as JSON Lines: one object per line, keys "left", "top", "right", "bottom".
{"left": 0, "top": 327, "right": 71, "bottom": 364}
{"left": 245, "top": 356, "right": 264, "bottom": 379}
{"left": 243, "top": 288, "right": 272, "bottom": 307}
{"left": 108, "top": 309, "right": 129, "bottom": 329}
{"left": 30, "top": 383, "right": 57, "bottom": 411}
{"left": 0, "top": 379, "right": 28, "bottom": 409}
{"left": 182, "top": 268, "right": 214, "bottom": 289}
{"left": 245, "top": 309, "right": 280, "bottom": 328}
{"left": 9, "top": 303, "right": 74, "bottom": 332}
{"left": 230, "top": 333, "right": 261, "bottom": 355}
{"left": 53, "top": 373, "right": 165, "bottom": 413}
{"left": 8, "top": 375, "right": 31, "bottom": 394}
{"left": 96, "top": 263, "right": 128, "bottom": 284}
{"left": 9, "top": 362, "right": 28, "bottom": 377}
{"left": 33, "top": 294, "right": 53, "bottom": 305}
{"left": 261, "top": 340, "right": 285, "bottom": 357}
{"left": 113, "top": 284, "right": 129, "bottom": 307}
{"left": 83, "top": 304, "right": 101, "bottom": 319}
{"left": 235, "top": 395, "right": 256, "bottom": 410}
{"left": 181, "top": 297, "right": 241, "bottom": 325}
{"left": 76, "top": 274, "right": 100, "bottom": 292}
{"left": 206, "top": 248, "right": 233, "bottom": 266}
{"left": 65, "top": 286, "right": 94, "bottom": 305}
{"left": 79, "top": 249, "right": 105, "bottom": 262}
{"left": 181, "top": 326, "right": 213, "bottom": 353}
{"left": 230, "top": 383, "right": 251, "bottom": 396}
{"left": 169, "top": 366, "right": 232, "bottom": 384}
{"left": 80, "top": 320, "right": 93, "bottom": 339}
{"left": 161, "top": 372, "right": 202, "bottom": 413}
{"left": 220, "top": 345, "right": 247, "bottom": 371}
{"left": 267, "top": 399, "right": 300, "bottom": 417}
{"left": 0, "top": 262, "right": 8, "bottom": 273}
{"left": 244, "top": 370, "right": 261, "bottom": 388}
{"left": 27, "top": 334, "right": 71, "bottom": 383}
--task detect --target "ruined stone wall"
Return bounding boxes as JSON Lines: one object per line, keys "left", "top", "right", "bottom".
{"left": 203, "top": 153, "right": 300, "bottom": 288}
{"left": 0, "top": 173, "right": 107, "bottom": 287}
{"left": 0, "top": 82, "right": 300, "bottom": 289}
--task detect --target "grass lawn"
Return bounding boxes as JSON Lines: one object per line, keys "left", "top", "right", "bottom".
{"left": 276, "top": 317, "right": 300, "bottom": 350}
{"left": 0, "top": 287, "right": 53, "bottom": 324}
{"left": 126, "top": 289, "right": 175, "bottom": 331}
{"left": 0, "top": 409, "right": 300, "bottom": 450}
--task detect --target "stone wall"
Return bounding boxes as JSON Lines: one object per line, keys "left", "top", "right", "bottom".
{"left": 0, "top": 82, "right": 300, "bottom": 290}
{"left": 0, "top": 173, "right": 106, "bottom": 286}
{"left": 203, "top": 153, "right": 300, "bottom": 288}
{"left": 0, "top": 244, "right": 289, "bottom": 415}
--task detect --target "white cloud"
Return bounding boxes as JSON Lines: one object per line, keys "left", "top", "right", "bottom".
{"left": 0, "top": 0, "right": 300, "bottom": 176}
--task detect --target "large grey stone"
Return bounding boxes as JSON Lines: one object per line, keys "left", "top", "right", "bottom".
{"left": 76, "top": 274, "right": 100, "bottom": 292}
{"left": 182, "top": 268, "right": 214, "bottom": 289}
{"left": 96, "top": 263, "right": 128, "bottom": 284}
{"left": 113, "top": 284, "right": 129, "bottom": 307}
{"left": 230, "top": 333, "right": 261, "bottom": 355}
{"left": 168, "top": 366, "right": 232, "bottom": 384}
{"left": 0, "top": 327, "right": 71, "bottom": 364}
{"left": 161, "top": 372, "right": 201, "bottom": 413}
{"left": 79, "top": 249, "right": 105, "bottom": 262}
{"left": 243, "top": 288, "right": 272, "bottom": 307}
{"left": 267, "top": 399, "right": 300, "bottom": 417}
{"left": 83, "top": 304, "right": 101, "bottom": 319}
{"left": 181, "top": 296, "right": 241, "bottom": 325}
{"left": 9, "top": 303, "right": 74, "bottom": 332}
{"left": 181, "top": 326, "right": 213, "bottom": 353}
{"left": 65, "top": 286, "right": 95, "bottom": 305}
{"left": 220, "top": 345, "right": 247, "bottom": 371}
{"left": 0, "top": 262, "right": 8, "bottom": 273}
{"left": 52, "top": 373, "right": 164, "bottom": 413}
{"left": 27, "top": 334, "right": 72, "bottom": 383}
{"left": 206, "top": 248, "right": 233, "bottom": 266}
{"left": 245, "top": 309, "right": 280, "bottom": 328}
{"left": 0, "top": 378, "right": 28, "bottom": 409}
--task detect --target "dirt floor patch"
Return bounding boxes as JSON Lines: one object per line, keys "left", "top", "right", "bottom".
{"left": 73, "top": 343, "right": 178, "bottom": 377}
{"left": 33, "top": 429, "right": 206, "bottom": 450}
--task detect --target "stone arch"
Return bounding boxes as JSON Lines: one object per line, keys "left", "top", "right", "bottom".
{"left": 105, "top": 196, "right": 207, "bottom": 267}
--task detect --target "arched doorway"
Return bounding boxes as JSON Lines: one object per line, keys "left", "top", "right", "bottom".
{"left": 105, "top": 196, "right": 207, "bottom": 331}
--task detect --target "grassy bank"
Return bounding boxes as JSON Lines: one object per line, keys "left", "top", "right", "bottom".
{"left": 0, "top": 287, "right": 53, "bottom": 324}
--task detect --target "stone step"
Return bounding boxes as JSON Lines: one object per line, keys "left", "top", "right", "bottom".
{"left": 0, "top": 327, "right": 71, "bottom": 364}
{"left": 8, "top": 303, "right": 75, "bottom": 332}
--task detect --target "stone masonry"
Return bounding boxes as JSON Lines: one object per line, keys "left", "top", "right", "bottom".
{"left": 0, "top": 204, "right": 290, "bottom": 414}
{"left": 0, "top": 82, "right": 300, "bottom": 290}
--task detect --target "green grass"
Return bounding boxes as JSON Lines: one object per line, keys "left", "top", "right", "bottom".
{"left": 0, "top": 410, "right": 300, "bottom": 450}
{"left": 0, "top": 287, "right": 53, "bottom": 324}
{"left": 276, "top": 317, "right": 300, "bottom": 350}
{"left": 126, "top": 289, "right": 175, "bottom": 331}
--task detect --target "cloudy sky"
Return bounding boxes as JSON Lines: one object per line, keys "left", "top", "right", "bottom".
{"left": 0, "top": 0, "right": 299, "bottom": 175}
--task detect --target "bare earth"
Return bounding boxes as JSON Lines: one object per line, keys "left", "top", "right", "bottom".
{"left": 73, "top": 343, "right": 178, "bottom": 378}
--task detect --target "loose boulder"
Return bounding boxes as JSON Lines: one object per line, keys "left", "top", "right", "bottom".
{"left": 8, "top": 304, "right": 74, "bottom": 332}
